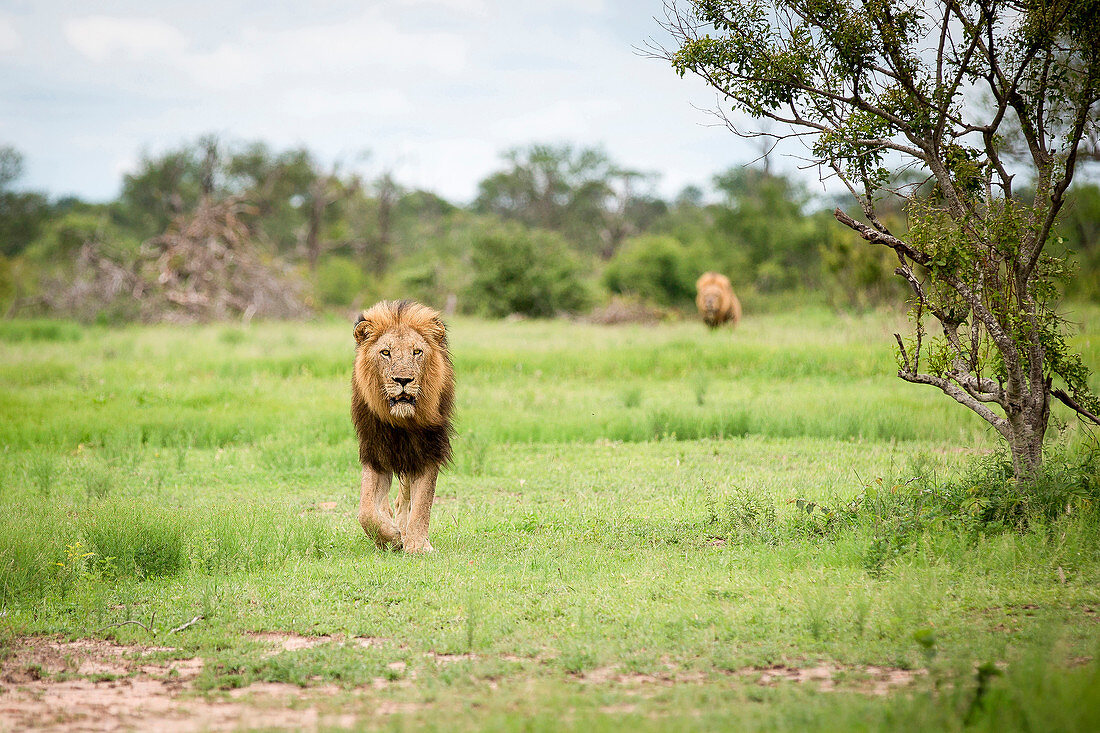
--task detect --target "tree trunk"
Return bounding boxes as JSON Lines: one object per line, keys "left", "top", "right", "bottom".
{"left": 1005, "top": 389, "right": 1050, "bottom": 481}
{"left": 305, "top": 182, "right": 326, "bottom": 271}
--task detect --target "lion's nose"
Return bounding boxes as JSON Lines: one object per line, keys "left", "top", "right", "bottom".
{"left": 393, "top": 377, "right": 413, "bottom": 387}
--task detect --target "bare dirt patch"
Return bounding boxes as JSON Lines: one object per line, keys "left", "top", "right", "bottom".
{"left": 0, "top": 637, "right": 405, "bottom": 732}
{"left": 750, "top": 663, "right": 926, "bottom": 695}
{"left": 576, "top": 662, "right": 924, "bottom": 696}
{"left": 245, "top": 631, "right": 334, "bottom": 652}
{"left": 244, "top": 631, "right": 389, "bottom": 655}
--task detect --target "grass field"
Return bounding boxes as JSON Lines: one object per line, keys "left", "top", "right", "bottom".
{"left": 1, "top": 306, "right": 1099, "bottom": 730}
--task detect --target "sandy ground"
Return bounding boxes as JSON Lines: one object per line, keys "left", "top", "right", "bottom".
{"left": 0, "top": 634, "right": 927, "bottom": 731}
{"left": 0, "top": 636, "right": 358, "bottom": 732}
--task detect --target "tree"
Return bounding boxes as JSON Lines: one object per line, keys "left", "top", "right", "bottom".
{"left": 711, "top": 167, "right": 826, "bottom": 291}
{"left": 658, "top": 0, "right": 1100, "bottom": 479}
{"left": 301, "top": 162, "right": 359, "bottom": 271}
{"left": 0, "top": 146, "right": 50, "bottom": 257}
{"left": 474, "top": 143, "right": 654, "bottom": 258}
{"left": 603, "top": 234, "right": 698, "bottom": 305}
{"left": 117, "top": 143, "right": 209, "bottom": 239}
{"left": 225, "top": 142, "right": 316, "bottom": 253}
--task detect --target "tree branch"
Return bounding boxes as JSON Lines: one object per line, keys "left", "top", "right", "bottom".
{"left": 1052, "top": 388, "right": 1100, "bottom": 426}
{"left": 897, "top": 367, "right": 1009, "bottom": 435}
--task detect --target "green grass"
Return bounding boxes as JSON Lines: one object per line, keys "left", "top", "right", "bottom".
{"left": 1, "top": 305, "right": 1099, "bottom": 729}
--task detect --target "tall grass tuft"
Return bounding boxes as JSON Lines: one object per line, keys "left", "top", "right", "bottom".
{"left": 186, "top": 505, "right": 354, "bottom": 574}
{"left": 0, "top": 506, "right": 70, "bottom": 607}
{"left": 0, "top": 319, "right": 83, "bottom": 343}
{"left": 81, "top": 499, "right": 188, "bottom": 580}
{"left": 26, "top": 455, "right": 56, "bottom": 498}
{"left": 456, "top": 431, "right": 491, "bottom": 476}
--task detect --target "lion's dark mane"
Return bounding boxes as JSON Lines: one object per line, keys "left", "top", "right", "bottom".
{"left": 351, "top": 372, "right": 454, "bottom": 477}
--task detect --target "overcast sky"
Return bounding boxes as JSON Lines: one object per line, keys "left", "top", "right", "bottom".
{"left": 0, "top": 0, "right": 796, "bottom": 204}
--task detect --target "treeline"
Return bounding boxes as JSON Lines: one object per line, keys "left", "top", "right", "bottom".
{"left": 1, "top": 137, "right": 1097, "bottom": 322}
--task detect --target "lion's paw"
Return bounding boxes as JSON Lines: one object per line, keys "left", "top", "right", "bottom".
{"left": 404, "top": 541, "right": 434, "bottom": 555}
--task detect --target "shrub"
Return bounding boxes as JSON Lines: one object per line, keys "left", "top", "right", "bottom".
{"left": 703, "top": 446, "right": 1100, "bottom": 574}
{"left": 603, "top": 235, "right": 696, "bottom": 306}
{"left": 465, "top": 223, "right": 592, "bottom": 317}
{"left": 313, "top": 256, "right": 367, "bottom": 307}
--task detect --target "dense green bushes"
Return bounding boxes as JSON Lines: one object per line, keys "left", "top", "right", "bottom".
{"left": 603, "top": 235, "right": 697, "bottom": 305}
{"left": 313, "top": 256, "right": 368, "bottom": 307}
{"left": 466, "top": 224, "right": 592, "bottom": 317}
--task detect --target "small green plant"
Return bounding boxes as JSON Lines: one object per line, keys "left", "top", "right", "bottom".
{"left": 459, "top": 430, "right": 490, "bottom": 476}
{"left": 174, "top": 435, "right": 193, "bottom": 472}
{"left": 803, "top": 588, "right": 832, "bottom": 641}
{"left": 964, "top": 661, "right": 1003, "bottom": 725}
{"left": 54, "top": 541, "right": 95, "bottom": 598}
{"left": 82, "top": 463, "right": 113, "bottom": 500}
{"left": 218, "top": 327, "right": 247, "bottom": 345}
{"left": 912, "top": 627, "right": 938, "bottom": 664}
{"left": 81, "top": 500, "right": 186, "bottom": 580}
{"left": 27, "top": 455, "right": 55, "bottom": 498}
{"left": 188, "top": 528, "right": 221, "bottom": 575}
{"left": 851, "top": 592, "right": 871, "bottom": 637}
{"left": 694, "top": 373, "right": 709, "bottom": 406}
{"left": 464, "top": 589, "right": 479, "bottom": 653}
{"left": 705, "top": 486, "right": 779, "bottom": 544}
{"left": 621, "top": 386, "right": 642, "bottom": 408}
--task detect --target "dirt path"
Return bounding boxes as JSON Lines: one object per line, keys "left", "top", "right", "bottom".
{"left": 0, "top": 637, "right": 356, "bottom": 732}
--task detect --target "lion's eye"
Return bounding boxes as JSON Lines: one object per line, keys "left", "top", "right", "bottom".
{"left": 413, "top": 349, "right": 422, "bottom": 356}
{"left": 380, "top": 349, "right": 390, "bottom": 357}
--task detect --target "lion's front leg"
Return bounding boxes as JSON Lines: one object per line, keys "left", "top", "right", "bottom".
{"left": 402, "top": 466, "right": 437, "bottom": 554}
{"left": 394, "top": 476, "right": 412, "bottom": 537}
{"left": 357, "top": 467, "right": 402, "bottom": 550}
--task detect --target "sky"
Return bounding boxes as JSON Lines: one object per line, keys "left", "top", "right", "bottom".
{"left": 0, "top": 0, "right": 791, "bottom": 204}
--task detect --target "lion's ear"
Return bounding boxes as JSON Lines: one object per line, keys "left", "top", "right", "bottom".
{"left": 353, "top": 314, "right": 372, "bottom": 345}
{"left": 423, "top": 316, "right": 446, "bottom": 346}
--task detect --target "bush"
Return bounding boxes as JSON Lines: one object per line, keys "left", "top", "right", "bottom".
{"left": 603, "top": 235, "right": 697, "bottom": 306}
{"left": 465, "top": 223, "right": 592, "bottom": 317}
{"left": 916, "top": 447, "right": 1100, "bottom": 527}
{"left": 313, "top": 256, "right": 367, "bottom": 307}
{"left": 702, "top": 446, "right": 1100, "bottom": 576}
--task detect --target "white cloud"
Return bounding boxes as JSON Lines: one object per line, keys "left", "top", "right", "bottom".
{"left": 175, "top": 13, "right": 468, "bottom": 91}
{"left": 490, "top": 98, "right": 621, "bottom": 141}
{"left": 63, "top": 16, "right": 188, "bottom": 63}
{"left": 0, "top": 14, "right": 21, "bottom": 54}
{"left": 383, "top": 136, "right": 500, "bottom": 202}
{"left": 8, "top": 1, "right": 763, "bottom": 203}
{"left": 281, "top": 88, "right": 411, "bottom": 120}
{"left": 398, "top": 0, "right": 489, "bottom": 16}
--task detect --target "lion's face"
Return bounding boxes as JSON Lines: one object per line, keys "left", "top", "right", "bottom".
{"left": 701, "top": 290, "right": 720, "bottom": 316}
{"left": 353, "top": 300, "right": 453, "bottom": 429}
{"left": 372, "top": 328, "right": 431, "bottom": 420}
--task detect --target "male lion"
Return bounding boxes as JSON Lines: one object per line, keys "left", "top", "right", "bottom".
{"left": 695, "top": 272, "right": 742, "bottom": 329}
{"left": 351, "top": 300, "right": 454, "bottom": 554}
